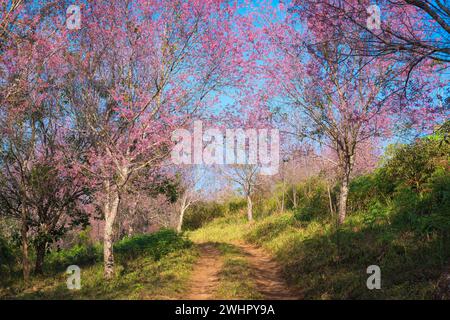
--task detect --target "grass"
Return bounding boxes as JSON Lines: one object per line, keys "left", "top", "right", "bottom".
{"left": 188, "top": 215, "right": 250, "bottom": 243}
{"left": 214, "top": 243, "right": 262, "bottom": 300}
{"left": 3, "top": 188, "right": 448, "bottom": 300}
{"left": 189, "top": 209, "right": 450, "bottom": 299}
{"left": 0, "top": 229, "right": 199, "bottom": 300}
{"left": 4, "top": 208, "right": 448, "bottom": 300}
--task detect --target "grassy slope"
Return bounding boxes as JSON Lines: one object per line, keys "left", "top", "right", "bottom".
{"left": 1, "top": 225, "right": 262, "bottom": 300}
{"left": 189, "top": 210, "right": 450, "bottom": 299}
{"left": 0, "top": 230, "right": 198, "bottom": 300}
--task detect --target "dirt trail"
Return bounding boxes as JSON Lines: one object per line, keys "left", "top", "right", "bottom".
{"left": 186, "top": 243, "right": 223, "bottom": 300}
{"left": 187, "top": 242, "right": 301, "bottom": 300}
{"left": 233, "top": 242, "right": 301, "bottom": 300}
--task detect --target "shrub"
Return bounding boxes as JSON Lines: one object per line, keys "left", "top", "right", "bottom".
{"left": 362, "top": 199, "right": 391, "bottom": 228}
{"left": 428, "top": 170, "right": 450, "bottom": 216}
{"left": 45, "top": 242, "right": 102, "bottom": 272}
{"left": 293, "top": 178, "right": 331, "bottom": 221}
{"left": 0, "top": 236, "right": 17, "bottom": 276}
{"left": 183, "top": 202, "right": 226, "bottom": 230}
{"left": 377, "top": 137, "right": 449, "bottom": 194}
{"left": 225, "top": 198, "right": 247, "bottom": 214}
{"left": 348, "top": 174, "right": 380, "bottom": 212}
{"left": 114, "top": 229, "right": 192, "bottom": 261}
{"left": 254, "top": 196, "right": 278, "bottom": 217}
{"left": 44, "top": 229, "right": 193, "bottom": 272}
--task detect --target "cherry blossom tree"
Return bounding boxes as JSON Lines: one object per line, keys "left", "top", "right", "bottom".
{"left": 64, "top": 0, "right": 256, "bottom": 278}
{"left": 285, "top": 0, "right": 450, "bottom": 101}
{"left": 261, "top": 4, "right": 443, "bottom": 223}
{"left": 294, "top": 0, "right": 450, "bottom": 66}
{"left": 0, "top": 0, "right": 23, "bottom": 50}
{"left": 0, "top": 0, "right": 75, "bottom": 279}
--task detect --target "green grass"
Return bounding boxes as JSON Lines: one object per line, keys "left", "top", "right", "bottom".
{"left": 214, "top": 243, "right": 262, "bottom": 300}
{"left": 188, "top": 215, "right": 250, "bottom": 243}
{"left": 189, "top": 210, "right": 450, "bottom": 299}
{"left": 0, "top": 229, "right": 199, "bottom": 300}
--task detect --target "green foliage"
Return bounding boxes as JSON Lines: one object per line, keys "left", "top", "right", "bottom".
{"left": 147, "top": 174, "right": 181, "bottom": 203}
{"left": 361, "top": 199, "right": 391, "bottom": 228}
{"left": 114, "top": 229, "right": 192, "bottom": 261}
{"left": 428, "top": 172, "right": 450, "bottom": 216}
{"left": 246, "top": 213, "right": 299, "bottom": 243}
{"left": 378, "top": 137, "right": 449, "bottom": 193}
{"left": 39, "top": 229, "right": 193, "bottom": 274}
{"left": 0, "top": 236, "right": 17, "bottom": 276}
{"left": 293, "top": 178, "right": 332, "bottom": 222}
{"left": 434, "top": 119, "right": 450, "bottom": 145}
{"left": 188, "top": 215, "right": 249, "bottom": 243}
{"left": 43, "top": 228, "right": 100, "bottom": 272}
{"left": 1, "top": 228, "right": 198, "bottom": 299}
{"left": 183, "top": 201, "right": 229, "bottom": 230}
{"left": 348, "top": 135, "right": 449, "bottom": 232}
{"left": 225, "top": 198, "right": 247, "bottom": 214}
{"left": 254, "top": 196, "right": 278, "bottom": 217}
{"left": 45, "top": 243, "right": 102, "bottom": 272}
{"left": 348, "top": 174, "right": 381, "bottom": 213}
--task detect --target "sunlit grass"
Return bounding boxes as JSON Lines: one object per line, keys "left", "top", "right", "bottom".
{"left": 1, "top": 230, "right": 199, "bottom": 300}
{"left": 187, "top": 206, "right": 450, "bottom": 299}
{"left": 214, "top": 243, "right": 262, "bottom": 300}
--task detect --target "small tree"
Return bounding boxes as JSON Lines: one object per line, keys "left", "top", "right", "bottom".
{"left": 222, "top": 165, "right": 260, "bottom": 222}
{"left": 175, "top": 168, "right": 202, "bottom": 233}
{"left": 0, "top": 118, "right": 88, "bottom": 274}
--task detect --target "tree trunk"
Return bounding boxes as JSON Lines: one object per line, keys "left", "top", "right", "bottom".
{"left": 337, "top": 151, "right": 354, "bottom": 225}
{"left": 103, "top": 189, "right": 120, "bottom": 279}
{"left": 34, "top": 241, "right": 46, "bottom": 274}
{"left": 338, "top": 174, "right": 350, "bottom": 224}
{"left": 292, "top": 186, "right": 297, "bottom": 209}
{"left": 247, "top": 194, "right": 253, "bottom": 221}
{"left": 177, "top": 207, "right": 185, "bottom": 233}
{"left": 20, "top": 206, "right": 30, "bottom": 282}
{"left": 127, "top": 199, "right": 137, "bottom": 236}
{"left": 327, "top": 183, "right": 334, "bottom": 216}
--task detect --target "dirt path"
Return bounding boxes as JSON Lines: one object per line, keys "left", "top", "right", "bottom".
{"left": 186, "top": 243, "right": 223, "bottom": 300}
{"left": 233, "top": 242, "right": 301, "bottom": 300}
{"left": 187, "top": 242, "right": 301, "bottom": 300}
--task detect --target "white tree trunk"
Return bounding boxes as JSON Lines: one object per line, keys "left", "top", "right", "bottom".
{"left": 247, "top": 194, "right": 253, "bottom": 222}
{"left": 327, "top": 183, "right": 334, "bottom": 216}
{"left": 177, "top": 207, "right": 186, "bottom": 233}
{"left": 103, "top": 188, "right": 120, "bottom": 279}
{"left": 338, "top": 174, "right": 350, "bottom": 224}
{"left": 338, "top": 152, "right": 354, "bottom": 224}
